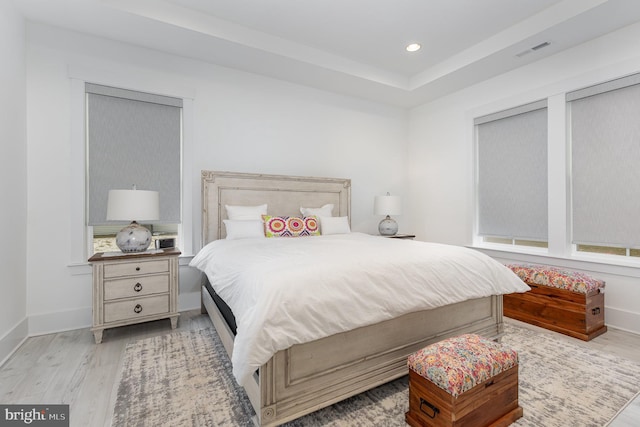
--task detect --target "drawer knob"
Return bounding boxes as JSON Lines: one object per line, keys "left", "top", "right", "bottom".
{"left": 133, "top": 283, "right": 143, "bottom": 292}
{"left": 135, "top": 266, "right": 141, "bottom": 271}
{"left": 134, "top": 304, "right": 143, "bottom": 314}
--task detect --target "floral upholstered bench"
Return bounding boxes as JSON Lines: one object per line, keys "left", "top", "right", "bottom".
{"left": 504, "top": 264, "right": 607, "bottom": 341}
{"left": 405, "top": 334, "right": 522, "bottom": 427}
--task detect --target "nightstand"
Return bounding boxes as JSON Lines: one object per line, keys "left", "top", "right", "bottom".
{"left": 382, "top": 234, "right": 416, "bottom": 240}
{"left": 88, "top": 248, "right": 180, "bottom": 343}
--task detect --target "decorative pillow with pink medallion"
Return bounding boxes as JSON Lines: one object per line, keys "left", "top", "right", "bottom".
{"left": 262, "top": 215, "right": 320, "bottom": 237}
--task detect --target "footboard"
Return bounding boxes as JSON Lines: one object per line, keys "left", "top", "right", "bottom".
{"left": 202, "top": 285, "right": 503, "bottom": 426}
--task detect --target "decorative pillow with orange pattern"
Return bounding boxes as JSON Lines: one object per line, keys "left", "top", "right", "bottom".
{"left": 262, "top": 215, "right": 320, "bottom": 237}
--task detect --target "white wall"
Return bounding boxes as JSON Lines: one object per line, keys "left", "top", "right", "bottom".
{"left": 20, "top": 14, "right": 640, "bottom": 337}
{"left": 408, "top": 21, "right": 640, "bottom": 334}
{"left": 0, "top": 1, "right": 28, "bottom": 364}
{"left": 24, "top": 23, "right": 409, "bottom": 334}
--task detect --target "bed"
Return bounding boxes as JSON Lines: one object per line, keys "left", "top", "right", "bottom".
{"left": 192, "top": 170, "right": 528, "bottom": 426}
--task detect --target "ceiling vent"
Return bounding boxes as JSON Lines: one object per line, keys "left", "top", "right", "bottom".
{"left": 516, "top": 41, "right": 551, "bottom": 57}
{"left": 531, "top": 41, "right": 551, "bottom": 51}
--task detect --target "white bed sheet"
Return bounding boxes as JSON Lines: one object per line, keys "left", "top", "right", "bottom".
{"left": 190, "top": 232, "right": 529, "bottom": 387}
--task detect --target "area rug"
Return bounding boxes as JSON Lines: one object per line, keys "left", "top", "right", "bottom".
{"left": 112, "top": 324, "right": 640, "bottom": 426}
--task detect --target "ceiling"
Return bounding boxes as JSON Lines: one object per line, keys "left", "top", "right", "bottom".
{"left": 14, "top": 0, "right": 640, "bottom": 107}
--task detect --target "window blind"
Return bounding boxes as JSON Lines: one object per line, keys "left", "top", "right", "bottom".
{"left": 475, "top": 101, "right": 548, "bottom": 241}
{"left": 569, "top": 73, "right": 640, "bottom": 248}
{"left": 86, "top": 83, "right": 182, "bottom": 226}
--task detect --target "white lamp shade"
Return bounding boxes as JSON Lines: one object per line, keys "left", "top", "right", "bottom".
{"left": 374, "top": 195, "right": 401, "bottom": 216}
{"left": 106, "top": 189, "right": 160, "bottom": 222}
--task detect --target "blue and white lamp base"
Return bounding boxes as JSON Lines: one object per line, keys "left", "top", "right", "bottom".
{"left": 115, "top": 221, "right": 153, "bottom": 252}
{"left": 378, "top": 215, "right": 398, "bottom": 236}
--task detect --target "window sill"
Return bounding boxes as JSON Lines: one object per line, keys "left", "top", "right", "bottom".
{"left": 470, "top": 244, "right": 640, "bottom": 278}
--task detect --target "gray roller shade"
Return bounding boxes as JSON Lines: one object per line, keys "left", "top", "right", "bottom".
{"left": 476, "top": 101, "right": 548, "bottom": 241}
{"left": 569, "top": 73, "right": 640, "bottom": 248}
{"left": 86, "top": 83, "right": 182, "bottom": 226}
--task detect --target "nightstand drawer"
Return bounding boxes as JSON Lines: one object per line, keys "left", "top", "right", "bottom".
{"left": 104, "top": 259, "right": 169, "bottom": 278}
{"left": 89, "top": 248, "right": 180, "bottom": 343}
{"left": 104, "top": 274, "right": 170, "bottom": 301}
{"left": 104, "top": 295, "right": 169, "bottom": 323}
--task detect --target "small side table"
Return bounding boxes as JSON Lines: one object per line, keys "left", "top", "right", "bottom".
{"left": 88, "top": 248, "right": 180, "bottom": 344}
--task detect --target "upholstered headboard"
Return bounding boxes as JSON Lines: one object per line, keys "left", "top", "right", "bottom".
{"left": 200, "top": 171, "right": 351, "bottom": 244}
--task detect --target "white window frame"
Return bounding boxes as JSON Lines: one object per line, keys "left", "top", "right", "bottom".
{"left": 67, "top": 73, "right": 195, "bottom": 272}
{"left": 567, "top": 74, "right": 640, "bottom": 256}
{"left": 472, "top": 87, "right": 640, "bottom": 272}
{"left": 472, "top": 98, "right": 551, "bottom": 254}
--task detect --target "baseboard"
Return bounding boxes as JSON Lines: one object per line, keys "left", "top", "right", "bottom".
{"left": 20, "top": 291, "right": 640, "bottom": 339}
{"left": 0, "top": 291, "right": 203, "bottom": 365}
{"left": 28, "top": 307, "right": 92, "bottom": 336}
{"left": 0, "top": 317, "right": 28, "bottom": 367}
{"left": 178, "top": 291, "right": 201, "bottom": 312}
{"left": 26, "top": 291, "right": 202, "bottom": 336}
{"left": 21, "top": 294, "right": 640, "bottom": 338}
{"left": 606, "top": 306, "right": 640, "bottom": 335}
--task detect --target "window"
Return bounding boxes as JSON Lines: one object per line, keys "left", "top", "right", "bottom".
{"left": 568, "top": 73, "right": 640, "bottom": 258}
{"left": 86, "top": 84, "right": 182, "bottom": 253}
{"left": 475, "top": 101, "right": 548, "bottom": 248}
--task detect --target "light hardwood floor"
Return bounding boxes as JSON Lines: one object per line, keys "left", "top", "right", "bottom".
{"left": 0, "top": 312, "right": 638, "bottom": 427}
{"left": 0, "top": 310, "right": 211, "bottom": 427}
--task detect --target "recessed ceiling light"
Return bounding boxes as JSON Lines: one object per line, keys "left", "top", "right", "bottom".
{"left": 406, "top": 43, "right": 421, "bottom": 52}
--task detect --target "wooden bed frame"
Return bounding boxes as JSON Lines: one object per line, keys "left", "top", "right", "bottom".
{"left": 198, "top": 170, "right": 504, "bottom": 426}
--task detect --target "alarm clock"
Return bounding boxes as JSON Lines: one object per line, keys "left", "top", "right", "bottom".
{"left": 155, "top": 238, "right": 175, "bottom": 249}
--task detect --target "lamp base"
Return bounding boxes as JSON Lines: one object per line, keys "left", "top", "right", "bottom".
{"left": 115, "top": 221, "right": 152, "bottom": 253}
{"left": 378, "top": 215, "right": 398, "bottom": 236}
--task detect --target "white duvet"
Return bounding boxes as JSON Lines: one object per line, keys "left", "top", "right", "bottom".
{"left": 189, "top": 232, "right": 529, "bottom": 387}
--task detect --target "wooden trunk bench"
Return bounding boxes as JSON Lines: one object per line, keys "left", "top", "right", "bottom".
{"left": 406, "top": 334, "right": 522, "bottom": 427}
{"left": 504, "top": 264, "right": 607, "bottom": 341}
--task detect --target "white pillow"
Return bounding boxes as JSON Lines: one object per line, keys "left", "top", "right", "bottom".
{"left": 223, "top": 220, "right": 265, "bottom": 240}
{"left": 319, "top": 216, "right": 351, "bottom": 235}
{"left": 225, "top": 204, "right": 267, "bottom": 220}
{"left": 300, "top": 203, "right": 334, "bottom": 218}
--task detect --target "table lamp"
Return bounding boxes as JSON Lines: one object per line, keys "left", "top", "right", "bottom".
{"left": 374, "top": 193, "right": 401, "bottom": 236}
{"left": 106, "top": 186, "right": 159, "bottom": 252}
